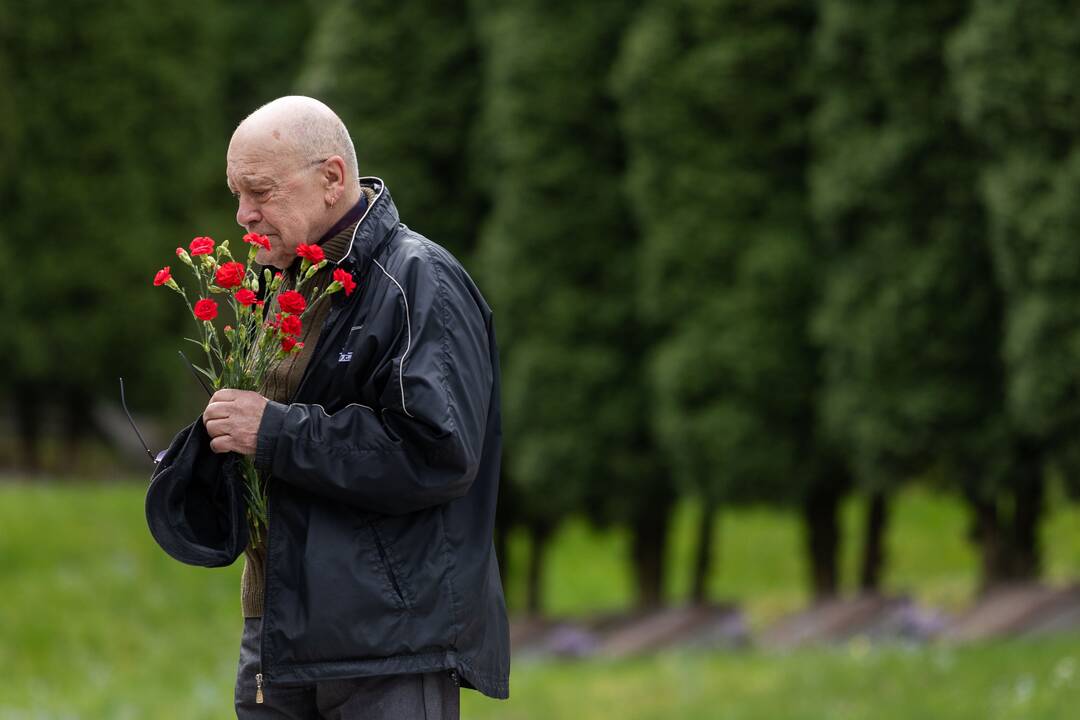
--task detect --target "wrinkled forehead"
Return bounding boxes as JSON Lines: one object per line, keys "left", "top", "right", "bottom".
{"left": 226, "top": 129, "right": 299, "bottom": 189}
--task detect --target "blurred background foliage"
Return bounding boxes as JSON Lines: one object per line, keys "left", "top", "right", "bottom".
{"left": 5, "top": 0, "right": 1080, "bottom": 626}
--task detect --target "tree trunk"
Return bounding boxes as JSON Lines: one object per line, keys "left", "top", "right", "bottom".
{"left": 631, "top": 502, "right": 671, "bottom": 610}
{"left": 525, "top": 520, "right": 552, "bottom": 617}
{"left": 1010, "top": 441, "right": 1044, "bottom": 581}
{"left": 859, "top": 490, "right": 890, "bottom": 593}
{"left": 690, "top": 499, "right": 717, "bottom": 605}
{"left": 969, "top": 441, "right": 1044, "bottom": 592}
{"left": 969, "top": 495, "right": 1005, "bottom": 587}
{"left": 62, "top": 388, "right": 91, "bottom": 476}
{"left": 15, "top": 385, "right": 42, "bottom": 476}
{"left": 804, "top": 481, "right": 842, "bottom": 600}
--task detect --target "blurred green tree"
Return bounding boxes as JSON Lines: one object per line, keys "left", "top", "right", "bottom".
{"left": 812, "top": 0, "right": 1009, "bottom": 591}
{"left": 949, "top": 0, "right": 1080, "bottom": 584}
{"left": 614, "top": 0, "right": 848, "bottom": 602}
{"left": 298, "top": 0, "right": 484, "bottom": 260}
{"left": 222, "top": 0, "right": 316, "bottom": 127}
{"left": 4, "top": 1, "right": 226, "bottom": 471}
{"left": 476, "top": 0, "right": 673, "bottom": 612}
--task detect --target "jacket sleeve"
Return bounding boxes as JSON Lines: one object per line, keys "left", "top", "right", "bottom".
{"left": 253, "top": 250, "right": 493, "bottom": 515}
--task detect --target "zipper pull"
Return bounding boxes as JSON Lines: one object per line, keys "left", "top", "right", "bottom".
{"left": 256, "top": 672, "right": 264, "bottom": 704}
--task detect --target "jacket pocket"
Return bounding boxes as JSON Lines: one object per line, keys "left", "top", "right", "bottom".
{"left": 368, "top": 521, "right": 410, "bottom": 611}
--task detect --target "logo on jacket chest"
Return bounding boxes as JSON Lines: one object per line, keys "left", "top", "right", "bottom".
{"left": 339, "top": 324, "right": 364, "bottom": 363}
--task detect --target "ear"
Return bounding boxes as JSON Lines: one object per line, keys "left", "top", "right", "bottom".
{"left": 321, "top": 156, "right": 347, "bottom": 207}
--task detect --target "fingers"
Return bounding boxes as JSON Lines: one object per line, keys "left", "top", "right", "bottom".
{"left": 204, "top": 417, "right": 228, "bottom": 437}
{"left": 203, "top": 390, "right": 255, "bottom": 424}
{"left": 210, "top": 388, "right": 238, "bottom": 403}
{"left": 203, "top": 401, "right": 232, "bottom": 421}
{"left": 209, "top": 434, "right": 233, "bottom": 454}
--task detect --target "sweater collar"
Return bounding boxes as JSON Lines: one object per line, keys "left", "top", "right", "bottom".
{"left": 318, "top": 193, "right": 368, "bottom": 264}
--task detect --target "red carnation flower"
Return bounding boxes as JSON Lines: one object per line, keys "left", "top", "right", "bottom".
{"left": 153, "top": 266, "right": 172, "bottom": 286}
{"left": 189, "top": 236, "right": 215, "bottom": 256}
{"left": 243, "top": 232, "right": 272, "bottom": 250}
{"left": 278, "top": 313, "right": 303, "bottom": 337}
{"left": 193, "top": 298, "right": 218, "bottom": 321}
{"left": 332, "top": 268, "right": 357, "bottom": 296}
{"left": 281, "top": 336, "right": 302, "bottom": 353}
{"left": 234, "top": 288, "right": 257, "bottom": 306}
{"left": 278, "top": 290, "right": 306, "bottom": 315}
{"left": 214, "top": 261, "right": 245, "bottom": 289}
{"left": 296, "top": 244, "right": 325, "bottom": 264}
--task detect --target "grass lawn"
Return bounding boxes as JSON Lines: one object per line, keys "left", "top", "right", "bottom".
{"left": 1, "top": 481, "right": 1078, "bottom": 718}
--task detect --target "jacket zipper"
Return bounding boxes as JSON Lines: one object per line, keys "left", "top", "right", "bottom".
{"left": 256, "top": 484, "right": 273, "bottom": 704}
{"left": 370, "top": 523, "right": 407, "bottom": 608}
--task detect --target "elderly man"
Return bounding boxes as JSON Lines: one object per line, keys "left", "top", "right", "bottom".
{"left": 202, "top": 96, "right": 508, "bottom": 718}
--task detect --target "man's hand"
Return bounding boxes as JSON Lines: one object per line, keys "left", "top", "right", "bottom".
{"left": 202, "top": 389, "right": 270, "bottom": 456}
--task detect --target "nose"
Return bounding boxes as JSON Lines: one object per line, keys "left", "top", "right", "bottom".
{"left": 236, "top": 195, "right": 261, "bottom": 229}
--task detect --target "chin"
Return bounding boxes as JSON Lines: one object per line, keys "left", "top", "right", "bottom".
{"left": 255, "top": 247, "right": 288, "bottom": 270}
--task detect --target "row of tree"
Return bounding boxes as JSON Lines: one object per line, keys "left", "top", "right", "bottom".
{"left": 5, "top": 0, "right": 1080, "bottom": 612}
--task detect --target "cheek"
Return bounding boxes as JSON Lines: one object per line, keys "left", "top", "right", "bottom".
{"left": 272, "top": 202, "right": 303, "bottom": 231}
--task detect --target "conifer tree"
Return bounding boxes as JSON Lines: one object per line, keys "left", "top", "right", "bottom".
{"left": 476, "top": 0, "right": 671, "bottom": 610}
{"left": 812, "top": 0, "right": 1006, "bottom": 591}
{"left": 614, "top": 0, "right": 846, "bottom": 601}
{"left": 948, "top": 0, "right": 1080, "bottom": 584}
{"left": 4, "top": 1, "right": 225, "bottom": 470}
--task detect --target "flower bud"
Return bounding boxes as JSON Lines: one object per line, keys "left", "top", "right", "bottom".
{"left": 176, "top": 248, "right": 193, "bottom": 266}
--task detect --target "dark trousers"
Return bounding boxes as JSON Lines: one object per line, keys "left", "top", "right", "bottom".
{"left": 235, "top": 618, "right": 460, "bottom": 719}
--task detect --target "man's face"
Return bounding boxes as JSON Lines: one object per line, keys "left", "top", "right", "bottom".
{"left": 226, "top": 133, "right": 328, "bottom": 269}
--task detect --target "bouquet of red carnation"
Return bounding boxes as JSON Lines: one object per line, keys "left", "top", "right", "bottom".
{"left": 153, "top": 233, "right": 355, "bottom": 542}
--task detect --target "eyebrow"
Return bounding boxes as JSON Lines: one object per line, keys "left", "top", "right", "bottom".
{"left": 226, "top": 174, "right": 278, "bottom": 192}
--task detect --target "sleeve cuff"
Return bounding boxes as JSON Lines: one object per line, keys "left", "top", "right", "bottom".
{"left": 255, "top": 400, "right": 289, "bottom": 474}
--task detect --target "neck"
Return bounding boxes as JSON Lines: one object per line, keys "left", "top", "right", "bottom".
{"left": 318, "top": 187, "right": 363, "bottom": 237}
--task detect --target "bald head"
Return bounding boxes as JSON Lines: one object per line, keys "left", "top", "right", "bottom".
{"left": 226, "top": 96, "right": 363, "bottom": 269}
{"left": 233, "top": 96, "right": 359, "bottom": 182}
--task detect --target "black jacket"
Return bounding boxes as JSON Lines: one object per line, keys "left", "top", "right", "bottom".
{"left": 249, "top": 178, "right": 509, "bottom": 698}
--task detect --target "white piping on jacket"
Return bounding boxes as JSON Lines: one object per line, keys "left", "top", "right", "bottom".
{"left": 310, "top": 401, "right": 376, "bottom": 416}
{"left": 336, "top": 178, "right": 385, "bottom": 266}
{"left": 370, "top": 257, "right": 414, "bottom": 418}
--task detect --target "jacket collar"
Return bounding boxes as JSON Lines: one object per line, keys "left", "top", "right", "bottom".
{"left": 336, "top": 177, "right": 398, "bottom": 273}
